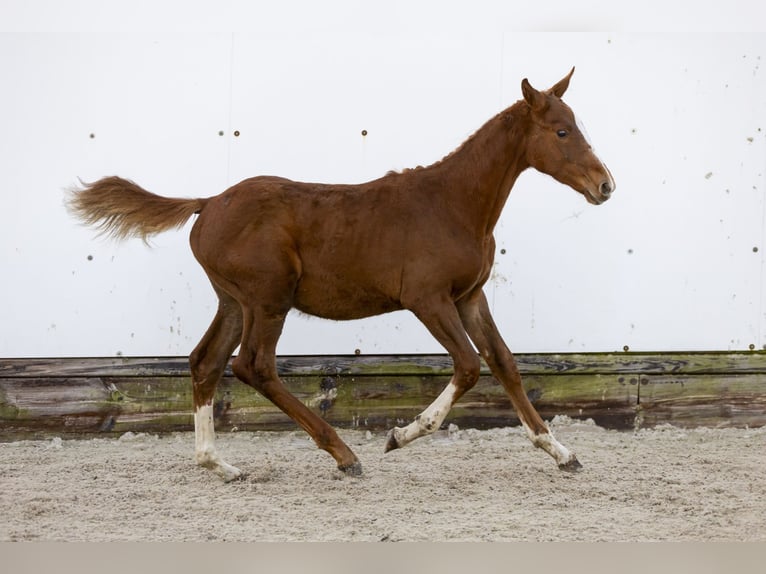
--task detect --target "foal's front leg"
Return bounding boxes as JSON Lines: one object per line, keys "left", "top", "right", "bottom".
{"left": 384, "top": 370, "right": 475, "bottom": 452}
{"left": 385, "top": 298, "right": 482, "bottom": 451}
{"left": 458, "top": 291, "right": 582, "bottom": 470}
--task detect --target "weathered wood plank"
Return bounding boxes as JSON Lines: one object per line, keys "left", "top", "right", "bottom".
{"left": 0, "top": 357, "right": 193, "bottom": 378}
{"left": 636, "top": 373, "right": 766, "bottom": 428}
{"left": 4, "top": 352, "right": 764, "bottom": 378}
{"left": 1, "top": 352, "right": 764, "bottom": 436}
{"left": 0, "top": 372, "right": 637, "bottom": 435}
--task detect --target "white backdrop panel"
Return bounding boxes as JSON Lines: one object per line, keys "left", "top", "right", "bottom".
{"left": 0, "top": 31, "right": 763, "bottom": 357}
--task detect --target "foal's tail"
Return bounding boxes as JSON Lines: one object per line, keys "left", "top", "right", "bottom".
{"left": 66, "top": 176, "right": 208, "bottom": 242}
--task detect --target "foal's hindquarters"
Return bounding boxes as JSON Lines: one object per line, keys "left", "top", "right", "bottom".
{"left": 187, "top": 187, "right": 365, "bottom": 481}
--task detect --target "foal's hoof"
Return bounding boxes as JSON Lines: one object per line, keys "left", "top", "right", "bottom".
{"left": 339, "top": 460, "right": 363, "bottom": 477}
{"left": 384, "top": 429, "right": 401, "bottom": 453}
{"left": 558, "top": 457, "right": 583, "bottom": 472}
{"left": 200, "top": 460, "right": 243, "bottom": 483}
{"left": 224, "top": 471, "right": 248, "bottom": 483}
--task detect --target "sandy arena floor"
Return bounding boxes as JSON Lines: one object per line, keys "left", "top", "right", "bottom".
{"left": 1, "top": 418, "right": 764, "bottom": 542}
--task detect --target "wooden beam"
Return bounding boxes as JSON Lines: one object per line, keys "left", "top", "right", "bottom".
{"left": 1, "top": 352, "right": 764, "bottom": 437}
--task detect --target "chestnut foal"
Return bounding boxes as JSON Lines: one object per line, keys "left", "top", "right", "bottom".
{"left": 68, "top": 69, "right": 614, "bottom": 481}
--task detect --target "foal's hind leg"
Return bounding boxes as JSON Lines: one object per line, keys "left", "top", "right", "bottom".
{"left": 189, "top": 288, "right": 244, "bottom": 481}
{"left": 458, "top": 290, "right": 581, "bottom": 470}
{"left": 232, "top": 306, "right": 362, "bottom": 476}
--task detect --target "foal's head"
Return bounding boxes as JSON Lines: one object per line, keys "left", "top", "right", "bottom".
{"left": 520, "top": 68, "right": 615, "bottom": 205}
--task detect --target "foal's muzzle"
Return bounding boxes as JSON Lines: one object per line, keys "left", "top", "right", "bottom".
{"left": 587, "top": 166, "right": 616, "bottom": 205}
{"left": 599, "top": 179, "right": 614, "bottom": 198}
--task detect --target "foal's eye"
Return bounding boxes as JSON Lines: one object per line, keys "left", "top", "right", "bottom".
{"left": 556, "top": 129, "right": 569, "bottom": 138}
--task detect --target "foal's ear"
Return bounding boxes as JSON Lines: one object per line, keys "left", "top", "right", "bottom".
{"left": 521, "top": 78, "right": 546, "bottom": 111}
{"left": 549, "top": 67, "right": 575, "bottom": 98}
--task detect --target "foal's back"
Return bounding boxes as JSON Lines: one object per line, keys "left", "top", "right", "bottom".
{"left": 189, "top": 174, "right": 429, "bottom": 320}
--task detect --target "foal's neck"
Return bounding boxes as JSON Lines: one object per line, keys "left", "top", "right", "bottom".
{"left": 427, "top": 101, "right": 530, "bottom": 235}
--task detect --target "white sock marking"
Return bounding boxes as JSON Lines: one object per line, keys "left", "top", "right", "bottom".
{"left": 521, "top": 421, "right": 577, "bottom": 467}
{"left": 194, "top": 403, "right": 242, "bottom": 482}
{"left": 390, "top": 381, "right": 459, "bottom": 447}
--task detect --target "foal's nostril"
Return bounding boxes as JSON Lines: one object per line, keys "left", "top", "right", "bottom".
{"left": 600, "top": 180, "right": 613, "bottom": 196}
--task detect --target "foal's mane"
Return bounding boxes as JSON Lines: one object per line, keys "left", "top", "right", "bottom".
{"left": 384, "top": 100, "right": 528, "bottom": 179}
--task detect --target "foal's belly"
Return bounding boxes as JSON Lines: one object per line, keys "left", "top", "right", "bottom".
{"left": 293, "top": 276, "right": 402, "bottom": 321}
